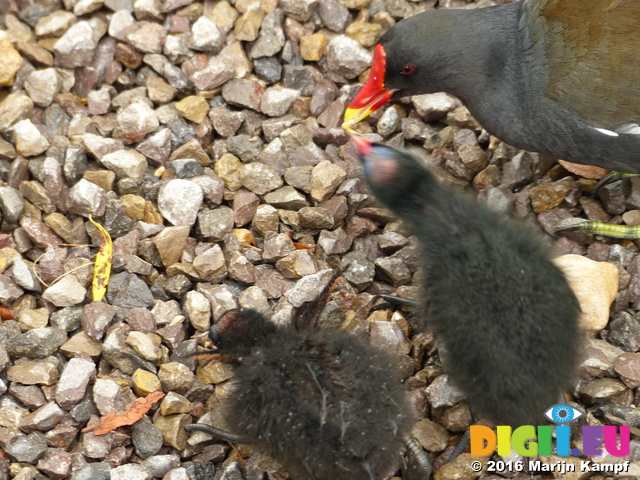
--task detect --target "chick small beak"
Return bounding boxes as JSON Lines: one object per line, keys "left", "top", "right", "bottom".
{"left": 342, "top": 44, "right": 394, "bottom": 132}
{"left": 351, "top": 134, "right": 372, "bottom": 155}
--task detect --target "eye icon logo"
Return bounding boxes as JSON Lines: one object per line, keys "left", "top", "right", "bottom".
{"left": 544, "top": 404, "right": 584, "bottom": 424}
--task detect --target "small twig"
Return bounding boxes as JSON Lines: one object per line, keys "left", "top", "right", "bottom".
{"left": 32, "top": 251, "right": 94, "bottom": 288}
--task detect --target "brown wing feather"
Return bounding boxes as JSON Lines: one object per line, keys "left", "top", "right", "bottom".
{"left": 523, "top": 0, "right": 640, "bottom": 128}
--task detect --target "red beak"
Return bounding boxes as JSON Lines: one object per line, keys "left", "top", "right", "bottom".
{"left": 342, "top": 44, "right": 393, "bottom": 131}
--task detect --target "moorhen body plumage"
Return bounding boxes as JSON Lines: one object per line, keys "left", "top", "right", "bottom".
{"left": 345, "top": 0, "right": 640, "bottom": 173}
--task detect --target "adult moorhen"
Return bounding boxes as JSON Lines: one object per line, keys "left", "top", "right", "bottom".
{"left": 344, "top": 0, "right": 640, "bottom": 172}
{"left": 343, "top": 0, "right": 640, "bottom": 237}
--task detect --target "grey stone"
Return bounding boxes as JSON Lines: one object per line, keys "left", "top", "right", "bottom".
{"left": 377, "top": 106, "right": 400, "bottom": 137}
{"left": 254, "top": 57, "right": 282, "bottom": 83}
{"left": 102, "top": 324, "right": 156, "bottom": 375}
{"left": 5, "top": 433, "right": 47, "bottom": 463}
{"left": 227, "top": 134, "right": 263, "bottom": 162}
{"left": 6, "top": 327, "right": 67, "bottom": 358}
{"left": 374, "top": 256, "right": 412, "bottom": 286}
{"left": 110, "top": 463, "right": 152, "bottom": 480}
{"left": 276, "top": 250, "right": 318, "bottom": 279}
{"left": 36, "top": 10, "right": 77, "bottom": 37}
{"left": 0, "top": 91, "right": 34, "bottom": 132}
{"left": 317, "top": 228, "right": 352, "bottom": 254}
{"left": 136, "top": 128, "right": 172, "bottom": 166}
{"left": 412, "top": 92, "right": 461, "bottom": 122}
{"left": 113, "top": 100, "right": 159, "bottom": 145}
{"left": 239, "top": 163, "right": 283, "bottom": 195}
{"left": 298, "top": 206, "right": 334, "bottom": 229}
{"left": 324, "top": 35, "right": 372, "bottom": 79}
{"left": 280, "top": 0, "right": 318, "bottom": 21}
{"left": 197, "top": 207, "right": 235, "bottom": 241}
{"left": 141, "top": 454, "right": 180, "bottom": 477}
{"left": 185, "top": 290, "right": 211, "bottom": 332}
{"left": 107, "top": 272, "right": 155, "bottom": 309}
{"left": 53, "top": 21, "right": 99, "bottom": 68}
{"left": 82, "top": 133, "right": 125, "bottom": 161}
{"left": 607, "top": 312, "right": 640, "bottom": 352}
{"left": 25, "top": 68, "right": 61, "bottom": 107}
{"left": 167, "top": 158, "right": 204, "bottom": 178}
{"left": 191, "top": 56, "right": 233, "bottom": 91}
{"left": 260, "top": 86, "right": 300, "bottom": 117}
{"left": 12, "top": 119, "right": 50, "bottom": 157}
{"left": 425, "top": 375, "right": 466, "bottom": 408}
{"left": 222, "top": 78, "right": 264, "bottom": 111}
{"left": 370, "top": 321, "right": 411, "bottom": 356}
{"left": 158, "top": 179, "right": 203, "bottom": 226}
{"left": 287, "top": 142, "right": 331, "bottom": 166}
{"left": 42, "top": 275, "right": 87, "bottom": 307}
{"left": 284, "top": 165, "right": 313, "bottom": 193}
{"left": 73, "top": 462, "right": 112, "bottom": 480}
{"left": 189, "top": 16, "right": 224, "bottom": 53}
{"left": 127, "top": 21, "right": 166, "bottom": 54}
{"left": 55, "top": 357, "right": 96, "bottom": 410}
{"left": 319, "top": 0, "right": 349, "bottom": 32}
{"left": 101, "top": 149, "right": 148, "bottom": 183}
{"left": 164, "top": 467, "right": 190, "bottom": 480}
{"left": 67, "top": 179, "right": 107, "bottom": 217}
{"left": 264, "top": 186, "right": 307, "bottom": 209}
{"left": 193, "top": 245, "right": 227, "bottom": 283}
{"left": 287, "top": 269, "right": 334, "bottom": 307}
{"left": 311, "top": 160, "right": 346, "bottom": 202}
{"left": 82, "top": 301, "right": 116, "bottom": 341}
{"left": 87, "top": 87, "right": 111, "bottom": 115}
{"left": 20, "top": 401, "right": 65, "bottom": 432}
{"left": 282, "top": 65, "right": 315, "bottom": 96}
{"left": 250, "top": 9, "right": 285, "bottom": 59}
{"left": 0, "top": 186, "right": 24, "bottom": 223}
{"left": 238, "top": 286, "right": 271, "bottom": 315}
{"left": 108, "top": 9, "right": 134, "bottom": 40}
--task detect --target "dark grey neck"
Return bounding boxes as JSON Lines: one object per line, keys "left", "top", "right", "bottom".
{"left": 441, "top": 4, "right": 526, "bottom": 136}
{"left": 437, "top": 6, "right": 517, "bottom": 87}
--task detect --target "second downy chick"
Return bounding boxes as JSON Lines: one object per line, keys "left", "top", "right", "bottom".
{"left": 187, "top": 289, "right": 425, "bottom": 480}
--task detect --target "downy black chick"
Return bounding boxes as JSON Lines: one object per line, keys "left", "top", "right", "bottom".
{"left": 353, "top": 137, "right": 580, "bottom": 427}
{"left": 186, "top": 283, "right": 426, "bottom": 480}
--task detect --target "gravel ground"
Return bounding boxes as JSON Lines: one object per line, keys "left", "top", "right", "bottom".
{"left": 0, "top": 0, "right": 639, "bottom": 479}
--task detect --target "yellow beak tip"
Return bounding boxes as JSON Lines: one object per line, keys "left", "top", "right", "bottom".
{"left": 342, "top": 107, "right": 369, "bottom": 134}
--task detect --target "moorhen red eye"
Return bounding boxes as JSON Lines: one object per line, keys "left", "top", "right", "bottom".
{"left": 400, "top": 65, "right": 415, "bottom": 75}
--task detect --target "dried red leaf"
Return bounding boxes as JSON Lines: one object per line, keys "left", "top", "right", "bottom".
{"left": 0, "top": 306, "right": 14, "bottom": 320}
{"left": 293, "top": 242, "right": 316, "bottom": 250}
{"left": 81, "top": 391, "right": 165, "bottom": 435}
{"left": 558, "top": 160, "right": 609, "bottom": 179}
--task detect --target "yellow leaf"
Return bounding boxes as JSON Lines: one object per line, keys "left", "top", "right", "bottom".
{"left": 89, "top": 214, "right": 113, "bottom": 302}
